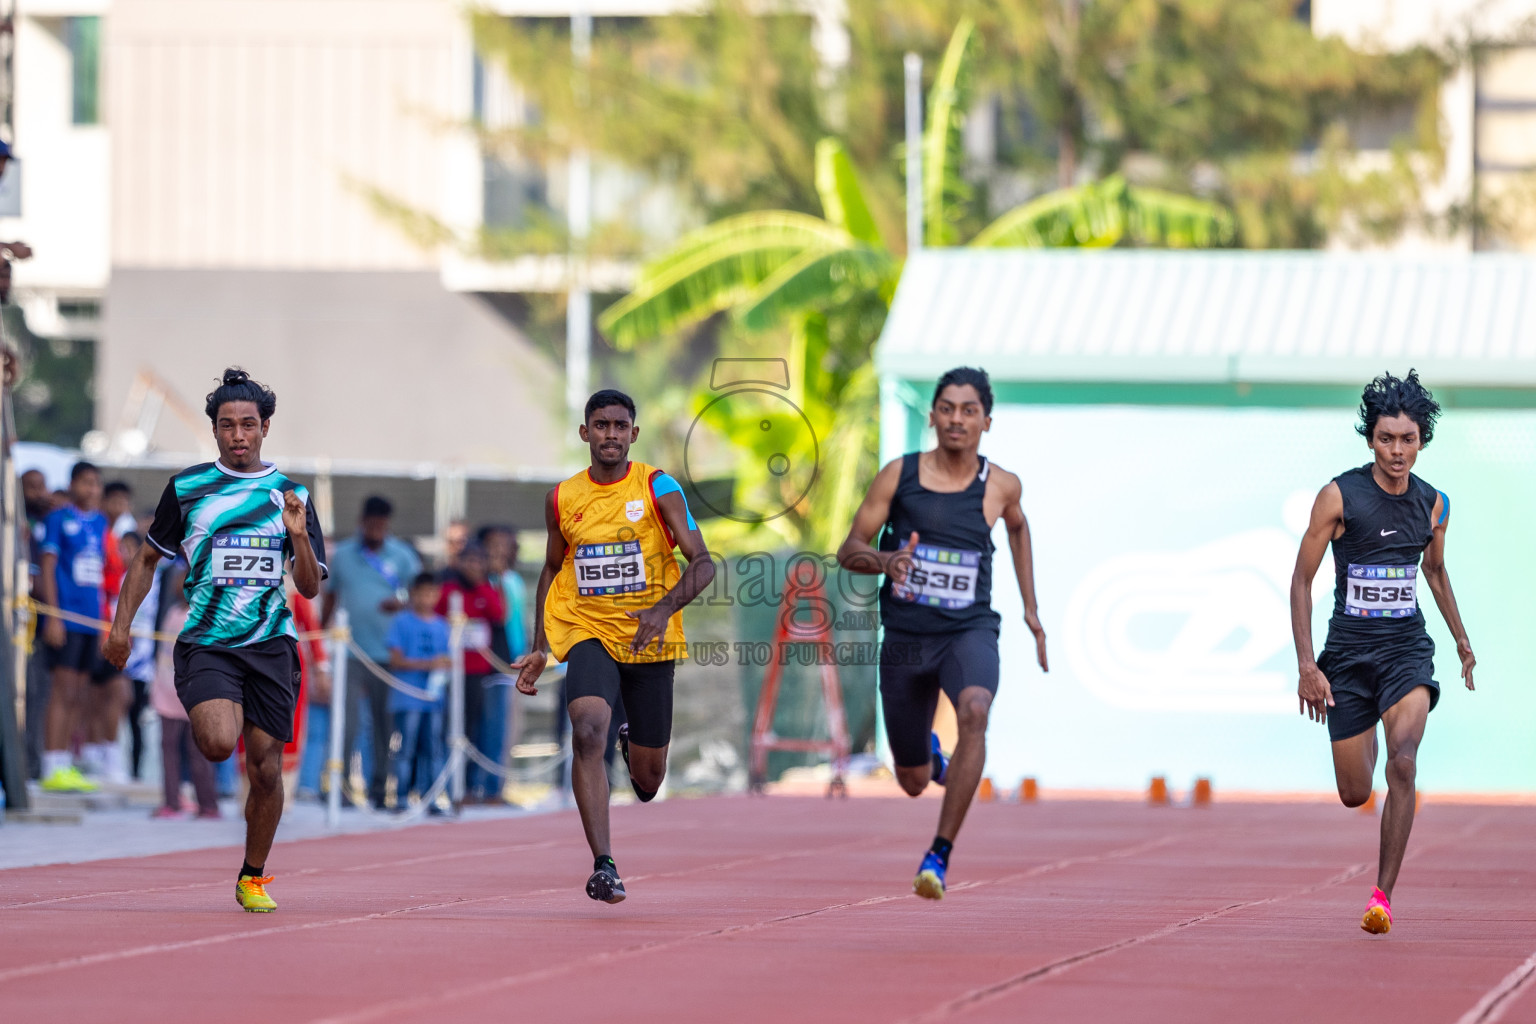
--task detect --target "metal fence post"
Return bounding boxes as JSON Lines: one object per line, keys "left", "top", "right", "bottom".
{"left": 448, "top": 591, "right": 465, "bottom": 809}
{"left": 326, "top": 610, "right": 349, "bottom": 829}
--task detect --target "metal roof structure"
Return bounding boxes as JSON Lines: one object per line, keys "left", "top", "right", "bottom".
{"left": 876, "top": 250, "right": 1536, "bottom": 387}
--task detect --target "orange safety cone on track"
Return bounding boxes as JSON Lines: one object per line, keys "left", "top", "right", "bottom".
{"left": 977, "top": 778, "right": 995, "bottom": 802}
{"left": 1359, "top": 790, "right": 1377, "bottom": 813}
{"left": 1192, "top": 777, "right": 1212, "bottom": 806}
{"left": 1019, "top": 777, "right": 1038, "bottom": 803}
{"left": 1148, "top": 776, "right": 1170, "bottom": 805}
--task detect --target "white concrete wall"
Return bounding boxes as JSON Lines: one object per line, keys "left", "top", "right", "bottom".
{"left": 1313, "top": 0, "right": 1536, "bottom": 253}
{"left": 2, "top": 3, "right": 112, "bottom": 314}
{"left": 107, "top": 0, "right": 474, "bottom": 270}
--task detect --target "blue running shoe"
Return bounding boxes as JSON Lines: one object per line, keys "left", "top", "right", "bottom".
{"left": 930, "top": 732, "right": 948, "bottom": 787}
{"left": 914, "top": 850, "right": 947, "bottom": 900}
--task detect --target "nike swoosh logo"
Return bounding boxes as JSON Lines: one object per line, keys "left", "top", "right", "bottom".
{"left": 1380, "top": 529, "right": 1398, "bottom": 536}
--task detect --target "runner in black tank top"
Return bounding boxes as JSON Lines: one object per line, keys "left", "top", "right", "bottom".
{"left": 1290, "top": 371, "right": 1476, "bottom": 937}
{"left": 838, "top": 367, "right": 1048, "bottom": 901}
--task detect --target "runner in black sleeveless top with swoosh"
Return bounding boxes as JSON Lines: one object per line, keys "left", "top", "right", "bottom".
{"left": 838, "top": 367, "right": 1048, "bottom": 900}
{"left": 1290, "top": 371, "right": 1476, "bottom": 937}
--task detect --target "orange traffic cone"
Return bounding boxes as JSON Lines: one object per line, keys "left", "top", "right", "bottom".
{"left": 1019, "top": 777, "right": 1039, "bottom": 803}
{"left": 1192, "top": 777, "right": 1213, "bottom": 806}
{"left": 1148, "top": 776, "right": 1170, "bottom": 805}
{"left": 977, "top": 777, "right": 995, "bottom": 802}
{"left": 1359, "top": 790, "right": 1377, "bottom": 813}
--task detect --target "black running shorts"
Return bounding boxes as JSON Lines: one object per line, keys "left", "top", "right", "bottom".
{"left": 173, "top": 635, "right": 302, "bottom": 743}
{"left": 879, "top": 628, "right": 1000, "bottom": 768}
{"left": 564, "top": 638, "right": 675, "bottom": 749}
{"left": 45, "top": 629, "right": 102, "bottom": 675}
{"left": 1317, "top": 634, "right": 1439, "bottom": 743}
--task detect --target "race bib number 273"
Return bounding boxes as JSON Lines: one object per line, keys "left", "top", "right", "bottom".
{"left": 213, "top": 535, "right": 284, "bottom": 588}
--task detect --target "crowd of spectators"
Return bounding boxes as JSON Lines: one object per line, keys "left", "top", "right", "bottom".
{"left": 20, "top": 471, "right": 534, "bottom": 814}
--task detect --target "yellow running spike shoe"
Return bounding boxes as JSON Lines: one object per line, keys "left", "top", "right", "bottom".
{"left": 913, "top": 851, "right": 947, "bottom": 900}
{"left": 236, "top": 875, "right": 276, "bottom": 913}
{"left": 41, "top": 765, "right": 98, "bottom": 793}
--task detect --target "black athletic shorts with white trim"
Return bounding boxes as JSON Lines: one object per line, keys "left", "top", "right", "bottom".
{"left": 879, "top": 627, "right": 1000, "bottom": 768}
{"left": 173, "top": 635, "right": 302, "bottom": 743}
{"left": 564, "top": 638, "right": 675, "bottom": 749}
{"left": 1318, "top": 634, "right": 1439, "bottom": 743}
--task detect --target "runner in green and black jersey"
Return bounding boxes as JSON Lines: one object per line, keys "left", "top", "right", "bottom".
{"left": 105, "top": 368, "right": 326, "bottom": 913}
{"left": 1290, "top": 370, "right": 1476, "bottom": 936}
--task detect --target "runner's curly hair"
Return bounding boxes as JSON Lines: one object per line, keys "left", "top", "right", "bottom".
{"left": 205, "top": 367, "right": 277, "bottom": 423}
{"left": 1357, "top": 369, "right": 1440, "bottom": 447}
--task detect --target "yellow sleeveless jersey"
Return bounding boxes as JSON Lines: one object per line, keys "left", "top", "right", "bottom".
{"left": 545, "top": 461, "right": 687, "bottom": 664}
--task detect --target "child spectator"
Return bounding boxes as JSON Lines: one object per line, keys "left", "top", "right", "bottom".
{"left": 150, "top": 571, "right": 220, "bottom": 819}
{"left": 435, "top": 543, "right": 506, "bottom": 804}
{"left": 387, "top": 573, "right": 452, "bottom": 812}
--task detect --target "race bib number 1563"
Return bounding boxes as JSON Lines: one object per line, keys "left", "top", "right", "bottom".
{"left": 575, "top": 540, "right": 647, "bottom": 596}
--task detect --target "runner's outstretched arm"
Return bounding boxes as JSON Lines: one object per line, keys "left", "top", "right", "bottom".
{"left": 512, "top": 487, "right": 565, "bottom": 695}
{"left": 103, "top": 543, "right": 162, "bottom": 668}
{"left": 625, "top": 490, "right": 715, "bottom": 654}
{"left": 1292, "top": 482, "right": 1342, "bottom": 723}
{"left": 836, "top": 458, "right": 915, "bottom": 582}
{"left": 1420, "top": 494, "right": 1475, "bottom": 690}
{"left": 998, "top": 470, "right": 1047, "bottom": 672}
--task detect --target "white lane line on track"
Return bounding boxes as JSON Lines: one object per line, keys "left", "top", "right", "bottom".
{"left": 1454, "top": 951, "right": 1536, "bottom": 1024}
{"left": 0, "top": 839, "right": 565, "bottom": 910}
{"left": 0, "top": 832, "right": 872, "bottom": 986}
{"left": 304, "top": 833, "right": 1182, "bottom": 1024}
{"left": 900, "top": 811, "right": 1497, "bottom": 1023}
{"left": 897, "top": 861, "right": 1374, "bottom": 1024}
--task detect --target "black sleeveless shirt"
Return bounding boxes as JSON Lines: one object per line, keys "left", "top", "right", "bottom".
{"left": 1325, "top": 464, "right": 1443, "bottom": 648}
{"left": 878, "top": 452, "right": 1001, "bottom": 635}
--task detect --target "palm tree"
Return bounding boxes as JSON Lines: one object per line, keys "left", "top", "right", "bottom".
{"left": 600, "top": 20, "right": 1234, "bottom": 550}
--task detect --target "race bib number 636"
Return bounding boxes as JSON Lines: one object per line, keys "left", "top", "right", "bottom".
{"left": 893, "top": 544, "right": 981, "bottom": 610}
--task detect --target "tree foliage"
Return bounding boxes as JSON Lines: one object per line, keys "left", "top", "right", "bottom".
{"left": 434, "top": 1, "right": 1458, "bottom": 548}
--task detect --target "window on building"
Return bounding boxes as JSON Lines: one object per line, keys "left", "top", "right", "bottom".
{"left": 66, "top": 16, "right": 101, "bottom": 125}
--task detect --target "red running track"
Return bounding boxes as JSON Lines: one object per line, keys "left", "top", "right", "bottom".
{"left": 3, "top": 797, "right": 1535, "bottom": 1023}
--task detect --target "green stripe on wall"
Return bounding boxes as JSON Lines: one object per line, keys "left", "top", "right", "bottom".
{"left": 902, "top": 381, "right": 1536, "bottom": 410}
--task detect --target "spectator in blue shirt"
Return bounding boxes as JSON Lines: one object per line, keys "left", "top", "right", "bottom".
{"left": 386, "top": 573, "right": 451, "bottom": 812}
{"left": 36, "top": 462, "right": 108, "bottom": 793}
{"left": 322, "top": 496, "right": 422, "bottom": 807}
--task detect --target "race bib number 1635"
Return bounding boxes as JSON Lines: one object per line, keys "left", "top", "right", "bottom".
{"left": 1344, "top": 564, "right": 1418, "bottom": 618}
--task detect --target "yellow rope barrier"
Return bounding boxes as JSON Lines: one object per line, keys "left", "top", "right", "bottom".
{"left": 12, "top": 596, "right": 342, "bottom": 645}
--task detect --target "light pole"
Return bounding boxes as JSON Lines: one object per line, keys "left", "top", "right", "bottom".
{"left": 566, "top": 6, "right": 593, "bottom": 434}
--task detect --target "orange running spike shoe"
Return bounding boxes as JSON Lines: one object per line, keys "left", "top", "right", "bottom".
{"left": 1361, "top": 887, "right": 1391, "bottom": 934}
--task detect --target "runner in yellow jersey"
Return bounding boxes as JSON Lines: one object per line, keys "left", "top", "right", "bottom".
{"left": 513, "top": 389, "right": 715, "bottom": 904}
